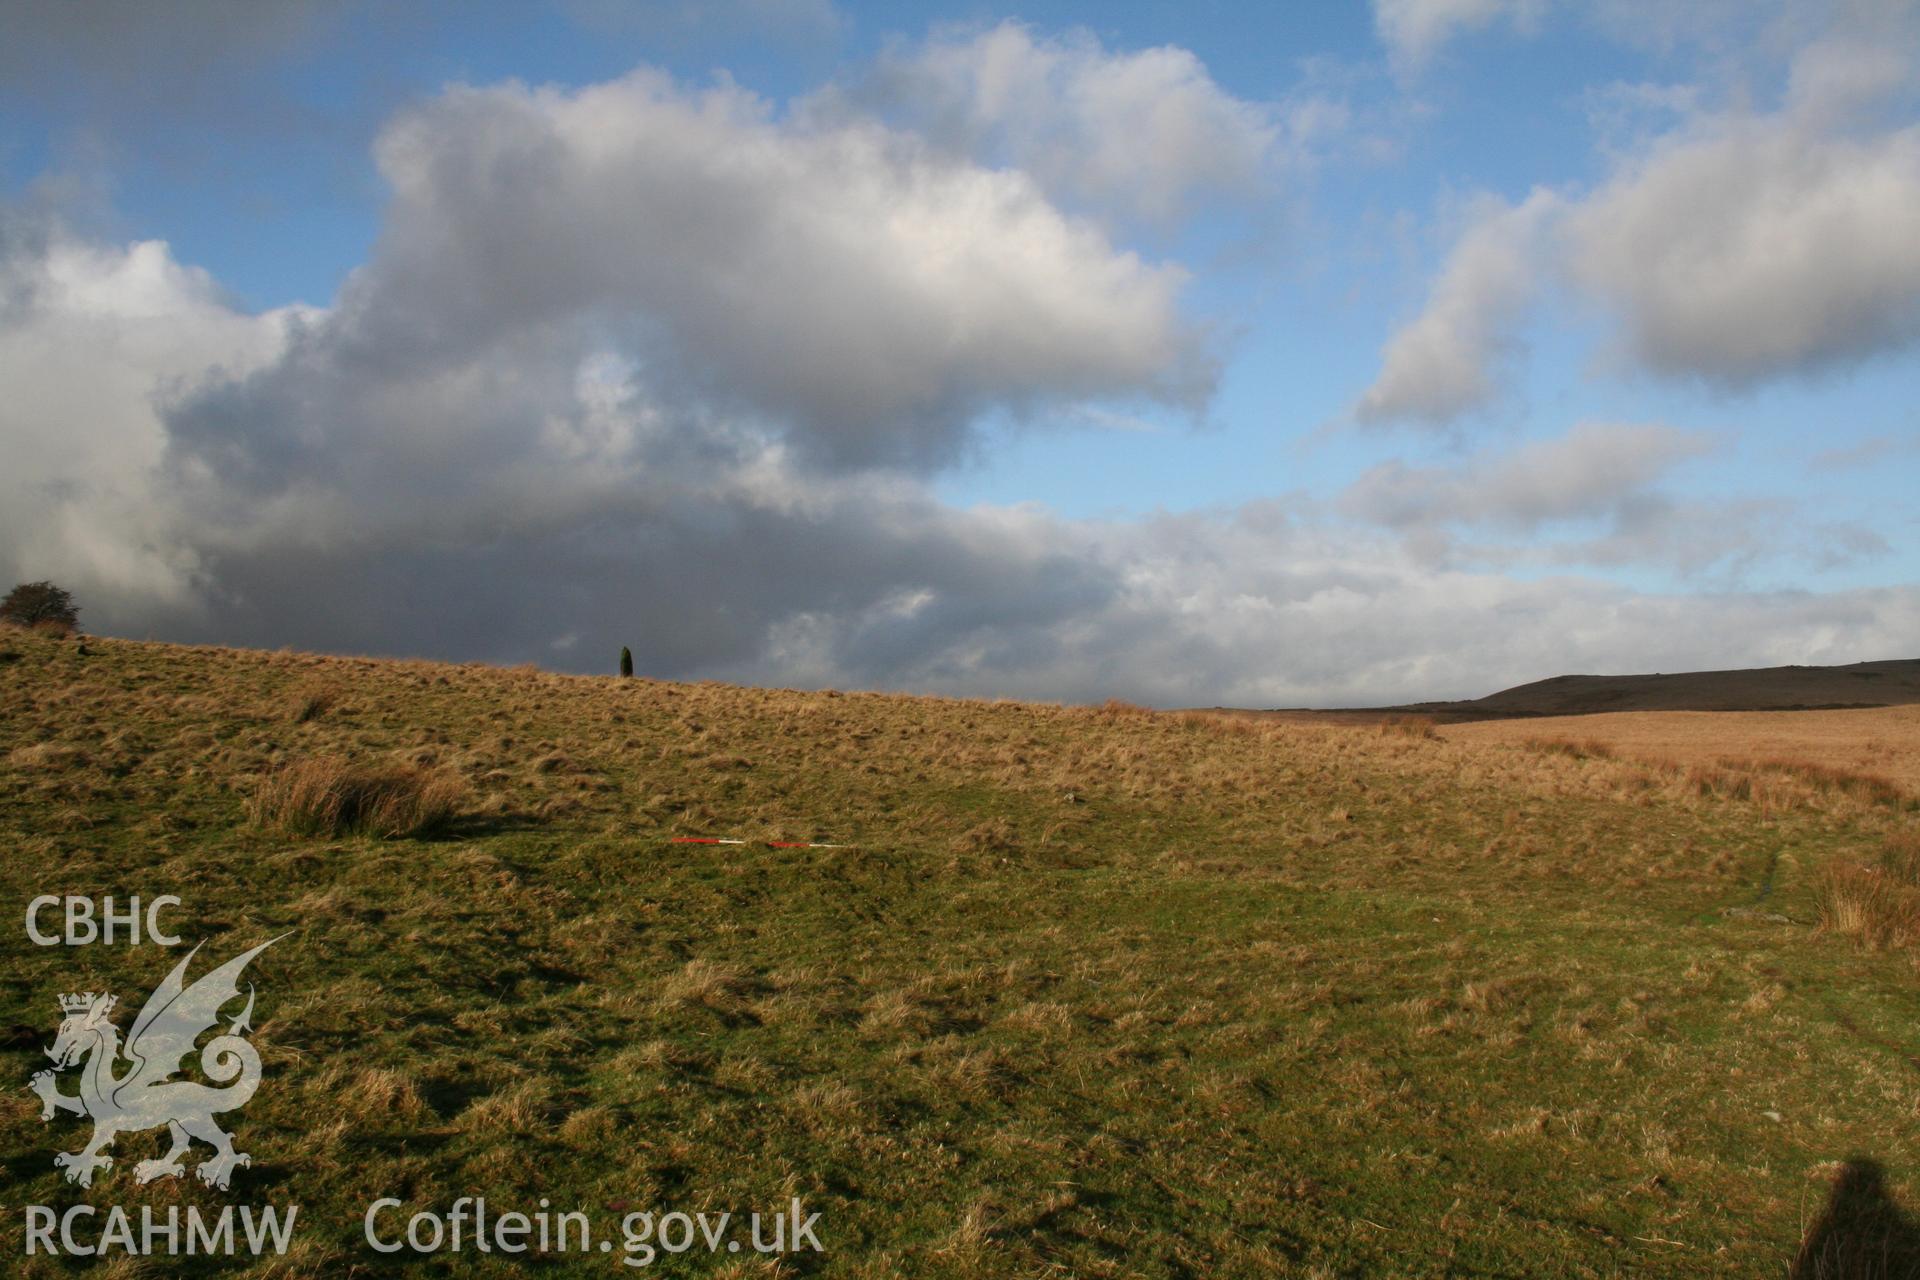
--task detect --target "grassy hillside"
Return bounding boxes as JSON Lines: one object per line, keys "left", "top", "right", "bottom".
{"left": 2, "top": 630, "right": 1918, "bottom": 1277}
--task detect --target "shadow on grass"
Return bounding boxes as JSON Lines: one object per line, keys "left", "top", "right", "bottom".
{"left": 430, "top": 810, "right": 548, "bottom": 840}
{"left": 1793, "top": 1158, "right": 1920, "bottom": 1280}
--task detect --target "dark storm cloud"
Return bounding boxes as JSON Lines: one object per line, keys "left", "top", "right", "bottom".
{"left": 101, "top": 63, "right": 1200, "bottom": 682}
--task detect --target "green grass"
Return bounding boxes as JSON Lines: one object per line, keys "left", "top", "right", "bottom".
{"left": 1, "top": 629, "right": 1917, "bottom": 1276}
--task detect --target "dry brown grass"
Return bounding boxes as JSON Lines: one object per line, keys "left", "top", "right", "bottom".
{"left": 2, "top": 617, "right": 77, "bottom": 638}
{"left": 1445, "top": 706, "right": 1920, "bottom": 800}
{"left": 249, "top": 754, "right": 469, "bottom": 838}
{"left": 1089, "top": 697, "right": 1157, "bottom": 722}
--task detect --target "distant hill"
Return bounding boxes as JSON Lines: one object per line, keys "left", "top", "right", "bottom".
{"left": 1199, "top": 658, "right": 1920, "bottom": 725}
{"left": 1394, "top": 658, "right": 1920, "bottom": 722}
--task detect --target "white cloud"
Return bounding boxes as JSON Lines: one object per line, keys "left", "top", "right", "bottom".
{"left": 341, "top": 68, "right": 1211, "bottom": 472}
{"left": 1372, "top": 0, "right": 1545, "bottom": 72}
{"left": 987, "top": 508, "right": 1915, "bottom": 705}
{"left": 840, "top": 22, "right": 1321, "bottom": 225}
{"left": 1364, "top": 15, "right": 1920, "bottom": 423}
{"left": 1353, "top": 189, "right": 1559, "bottom": 426}
{"left": 0, "top": 221, "right": 304, "bottom": 613}
{"left": 1784, "top": 32, "right": 1915, "bottom": 125}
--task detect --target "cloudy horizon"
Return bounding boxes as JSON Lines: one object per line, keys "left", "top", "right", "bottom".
{"left": 3, "top": 1, "right": 1916, "bottom": 707}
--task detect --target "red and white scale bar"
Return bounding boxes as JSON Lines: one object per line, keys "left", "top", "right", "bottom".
{"left": 669, "top": 836, "right": 852, "bottom": 849}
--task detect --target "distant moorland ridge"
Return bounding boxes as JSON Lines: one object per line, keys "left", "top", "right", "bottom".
{"left": 1220, "top": 658, "right": 1920, "bottom": 724}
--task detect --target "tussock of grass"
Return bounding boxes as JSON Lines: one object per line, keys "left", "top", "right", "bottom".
{"left": 459, "top": 1079, "right": 559, "bottom": 1134}
{"left": 249, "top": 754, "right": 468, "bottom": 838}
{"left": 1732, "top": 757, "right": 1911, "bottom": 810}
{"left": 1525, "top": 736, "right": 1616, "bottom": 761}
{"left": 287, "top": 678, "right": 343, "bottom": 723}
{"left": 329, "top": 1065, "right": 430, "bottom": 1123}
{"left": 951, "top": 817, "right": 1018, "bottom": 853}
{"left": 1817, "top": 864, "right": 1920, "bottom": 950}
{"left": 1380, "top": 714, "right": 1440, "bottom": 740}
{"left": 1817, "top": 834, "right": 1920, "bottom": 952}
{"left": 8, "top": 742, "right": 88, "bottom": 770}
{"left": 657, "top": 958, "right": 759, "bottom": 1020}
{"left": 1167, "top": 708, "right": 1265, "bottom": 737}
{"left": 1676, "top": 758, "right": 1914, "bottom": 813}
{"left": 1880, "top": 832, "right": 1920, "bottom": 883}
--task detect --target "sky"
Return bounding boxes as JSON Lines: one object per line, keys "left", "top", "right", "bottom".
{"left": 1, "top": 0, "right": 1916, "bottom": 707}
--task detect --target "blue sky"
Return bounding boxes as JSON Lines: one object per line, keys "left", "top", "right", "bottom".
{"left": 1, "top": 1, "right": 1915, "bottom": 704}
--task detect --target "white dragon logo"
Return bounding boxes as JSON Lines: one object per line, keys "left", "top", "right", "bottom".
{"left": 28, "top": 937, "right": 282, "bottom": 1191}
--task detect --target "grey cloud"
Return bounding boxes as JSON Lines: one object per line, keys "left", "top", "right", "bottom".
{"left": 1338, "top": 422, "right": 1886, "bottom": 580}
{"left": 1566, "top": 116, "right": 1920, "bottom": 385}
{"left": 559, "top": 0, "right": 845, "bottom": 44}
{"left": 1810, "top": 435, "right": 1920, "bottom": 470}
{"left": 99, "top": 442, "right": 1920, "bottom": 708}
{"left": 1512, "top": 500, "right": 1889, "bottom": 584}
{"left": 0, "top": 225, "right": 1118, "bottom": 677}
{"left": 0, "top": 0, "right": 340, "bottom": 89}
{"left": 1785, "top": 32, "right": 1917, "bottom": 124}
{"left": 1374, "top": 1, "right": 1817, "bottom": 73}
{"left": 3, "top": 59, "right": 1214, "bottom": 683}
{"left": 143, "top": 476, "right": 1122, "bottom": 689}
{"left": 1342, "top": 422, "right": 1714, "bottom": 529}
{"left": 0, "top": 0, "right": 361, "bottom": 158}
